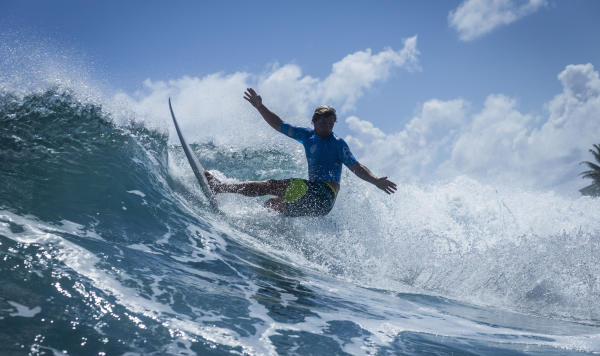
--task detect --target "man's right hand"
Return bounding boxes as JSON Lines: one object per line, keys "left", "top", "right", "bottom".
{"left": 244, "top": 88, "right": 262, "bottom": 109}
{"left": 243, "top": 88, "right": 283, "bottom": 131}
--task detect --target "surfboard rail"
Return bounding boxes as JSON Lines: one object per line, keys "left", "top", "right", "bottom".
{"left": 168, "top": 98, "right": 219, "bottom": 212}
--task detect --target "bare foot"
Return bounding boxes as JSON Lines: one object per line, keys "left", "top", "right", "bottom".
{"left": 204, "top": 171, "right": 225, "bottom": 194}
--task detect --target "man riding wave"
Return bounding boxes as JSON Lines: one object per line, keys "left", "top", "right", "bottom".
{"left": 205, "top": 88, "right": 397, "bottom": 216}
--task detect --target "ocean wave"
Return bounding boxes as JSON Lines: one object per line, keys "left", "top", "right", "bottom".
{"left": 1, "top": 89, "right": 599, "bottom": 354}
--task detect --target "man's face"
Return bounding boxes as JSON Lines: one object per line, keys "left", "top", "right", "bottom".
{"left": 313, "top": 115, "right": 336, "bottom": 135}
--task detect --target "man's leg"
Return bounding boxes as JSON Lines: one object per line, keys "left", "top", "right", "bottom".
{"left": 205, "top": 171, "right": 289, "bottom": 198}
{"left": 265, "top": 196, "right": 285, "bottom": 213}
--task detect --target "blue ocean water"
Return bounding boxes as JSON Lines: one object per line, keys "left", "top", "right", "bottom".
{"left": 1, "top": 90, "right": 600, "bottom": 355}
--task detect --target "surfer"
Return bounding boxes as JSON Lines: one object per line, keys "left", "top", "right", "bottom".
{"left": 205, "top": 88, "right": 397, "bottom": 216}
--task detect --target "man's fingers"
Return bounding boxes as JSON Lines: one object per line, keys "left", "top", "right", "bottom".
{"left": 244, "top": 89, "right": 260, "bottom": 103}
{"left": 380, "top": 182, "right": 397, "bottom": 194}
{"left": 377, "top": 177, "right": 397, "bottom": 194}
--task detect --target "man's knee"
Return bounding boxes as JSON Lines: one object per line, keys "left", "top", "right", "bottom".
{"left": 266, "top": 179, "right": 290, "bottom": 192}
{"left": 264, "top": 179, "right": 290, "bottom": 197}
{"left": 265, "top": 197, "right": 285, "bottom": 213}
{"left": 266, "top": 178, "right": 288, "bottom": 184}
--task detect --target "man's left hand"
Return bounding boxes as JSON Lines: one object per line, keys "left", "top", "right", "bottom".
{"left": 375, "top": 177, "right": 397, "bottom": 195}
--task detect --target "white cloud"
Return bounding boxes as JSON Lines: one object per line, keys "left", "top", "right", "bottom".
{"left": 345, "top": 63, "right": 600, "bottom": 194}
{"left": 449, "top": 0, "right": 547, "bottom": 41}
{"left": 346, "top": 116, "right": 386, "bottom": 139}
{"left": 114, "top": 37, "right": 419, "bottom": 147}
{"left": 346, "top": 98, "right": 469, "bottom": 181}
{"left": 448, "top": 64, "right": 600, "bottom": 190}
{"left": 320, "top": 36, "right": 420, "bottom": 112}
{"left": 449, "top": 94, "right": 535, "bottom": 178}
{"left": 557, "top": 63, "right": 600, "bottom": 101}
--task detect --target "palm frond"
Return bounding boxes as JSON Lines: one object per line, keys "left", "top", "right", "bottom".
{"left": 580, "top": 172, "right": 600, "bottom": 181}
{"left": 580, "top": 183, "right": 600, "bottom": 196}
{"left": 589, "top": 144, "right": 600, "bottom": 164}
{"left": 579, "top": 144, "right": 600, "bottom": 193}
{"left": 580, "top": 160, "right": 600, "bottom": 172}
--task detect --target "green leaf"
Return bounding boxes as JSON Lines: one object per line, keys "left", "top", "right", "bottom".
{"left": 590, "top": 144, "right": 600, "bottom": 164}
{"left": 580, "top": 160, "right": 600, "bottom": 172}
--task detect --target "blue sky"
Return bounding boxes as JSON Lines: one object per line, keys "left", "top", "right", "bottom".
{"left": 3, "top": 1, "right": 598, "bottom": 129}
{"left": 2, "top": 0, "right": 600, "bottom": 194}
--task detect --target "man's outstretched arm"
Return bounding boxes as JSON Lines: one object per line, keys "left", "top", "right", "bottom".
{"left": 244, "top": 88, "right": 282, "bottom": 131}
{"left": 349, "top": 162, "right": 397, "bottom": 195}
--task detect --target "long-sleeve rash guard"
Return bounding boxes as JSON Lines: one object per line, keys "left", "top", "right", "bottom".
{"left": 280, "top": 122, "right": 358, "bottom": 184}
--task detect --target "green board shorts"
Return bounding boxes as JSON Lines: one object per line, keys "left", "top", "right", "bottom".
{"left": 283, "top": 178, "right": 337, "bottom": 217}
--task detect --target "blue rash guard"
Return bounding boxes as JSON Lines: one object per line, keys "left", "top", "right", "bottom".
{"left": 280, "top": 122, "right": 358, "bottom": 184}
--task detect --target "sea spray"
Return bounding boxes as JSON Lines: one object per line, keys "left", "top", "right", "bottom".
{"left": 1, "top": 89, "right": 599, "bottom": 354}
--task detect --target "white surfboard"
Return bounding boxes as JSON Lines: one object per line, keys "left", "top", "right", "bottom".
{"left": 169, "top": 98, "right": 219, "bottom": 212}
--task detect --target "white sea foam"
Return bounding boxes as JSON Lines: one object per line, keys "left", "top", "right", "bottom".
{"left": 7, "top": 301, "right": 41, "bottom": 318}
{"left": 127, "top": 243, "right": 160, "bottom": 255}
{"left": 126, "top": 190, "right": 146, "bottom": 198}
{"left": 327, "top": 176, "right": 600, "bottom": 319}
{"left": 3, "top": 205, "right": 600, "bottom": 353}
{"left": 204, "top": 170, "right": 600, "bottom": 323}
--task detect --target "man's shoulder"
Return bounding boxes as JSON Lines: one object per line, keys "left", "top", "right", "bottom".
{"left": 294, "top": 124, "right": 313, "bottom": 133}
{"left": 330, "top": 132, "right": 348, "bottom": 145}
{"left": 281, "top": 122, "right": 313, "bottom": 137}
{"left": 299, "top": 127, "right": 315, "bottom": 136}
